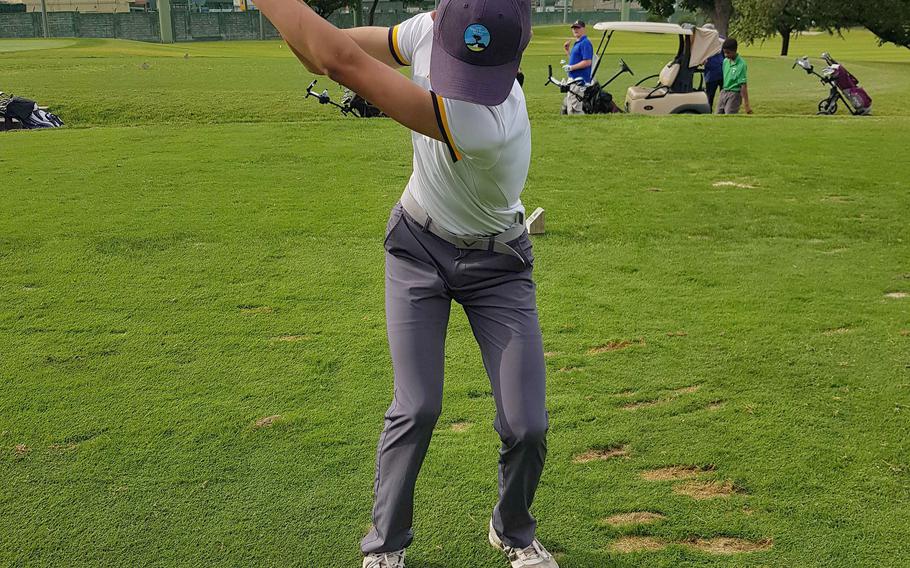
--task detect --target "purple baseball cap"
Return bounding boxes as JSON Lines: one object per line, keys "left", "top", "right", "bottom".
{"left": 430, "top": 0, "right": 532, "bottom": 106}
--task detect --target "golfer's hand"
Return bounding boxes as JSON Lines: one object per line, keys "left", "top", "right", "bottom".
{"left": 562, "top": 64, "right": 572, "bottom": 73}
{"left": 563, "top": 41, "right": 570, "bottom": 52}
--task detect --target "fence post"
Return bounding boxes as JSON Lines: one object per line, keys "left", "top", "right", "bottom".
{"left": 39, "top": 0, "right": 49, "bottom": 37}
{"left": 621, "top": 0, "right": 630, "bottom": 21}
{"left": 158, "top": 0, "right": 174, "bottom": 43}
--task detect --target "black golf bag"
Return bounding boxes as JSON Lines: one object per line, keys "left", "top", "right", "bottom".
{"left": 581, "top": 82, "right": 622, "bottom": 114}
{"left": 1, "top": 95, "right": 64, "bottom": 130}
{"left": 344, "top": 92, "right": 385, "bottom": 118}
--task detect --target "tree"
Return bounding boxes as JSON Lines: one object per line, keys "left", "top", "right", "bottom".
{"left": 732, "top": 0, "right": 818, "bottom": 55}
{"left": 638, "top": 0, "right": 736, "bottom": 36}
{"left": 368, "top": 0, "right": 380, "bottom": 25}
{"left": 309, "top": 0, "right": 347, "bottom": 18}
{"left": 842, "top": 0, "right": 910, "bottom": 49}
{"left": 735, "top": 0, "right": 909, "bottom": 51}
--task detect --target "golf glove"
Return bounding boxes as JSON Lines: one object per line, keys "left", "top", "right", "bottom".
{"left": 562, "top": 64, "right": 572, "bottom": 73}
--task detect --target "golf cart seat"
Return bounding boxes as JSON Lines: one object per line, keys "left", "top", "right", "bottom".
{"left": 626, "top": 61, "right": 680, "bottom": 100}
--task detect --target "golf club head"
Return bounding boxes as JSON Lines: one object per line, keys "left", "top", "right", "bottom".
{"left": 318, "top": 89, "right": 331, "bottom": 104}
{"left": 793, "top": 57, "right": 813, "bottom": 73}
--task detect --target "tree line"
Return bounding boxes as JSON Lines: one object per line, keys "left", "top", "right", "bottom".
{"left": 305, "top": 0, "right": 908, "bottom": 55}
{"left": 638, "top": 0, "right": 909, "bottom": 55}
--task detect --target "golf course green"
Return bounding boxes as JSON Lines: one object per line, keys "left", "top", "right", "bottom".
{"left": 1, "top": 25, "right": 908, "bottom": 567}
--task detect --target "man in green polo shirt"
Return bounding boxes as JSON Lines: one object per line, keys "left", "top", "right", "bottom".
{"left": 717, "top": 37, "right": 753, "bottom": 115}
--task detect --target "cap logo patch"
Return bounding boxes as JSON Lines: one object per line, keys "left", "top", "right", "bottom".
{"left": 464, "top": 23, "right": 490, "bottom": 52}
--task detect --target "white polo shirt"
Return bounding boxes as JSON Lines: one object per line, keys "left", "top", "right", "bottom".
{"left": 389, "top": 12, "right": 531, "bottom": 237}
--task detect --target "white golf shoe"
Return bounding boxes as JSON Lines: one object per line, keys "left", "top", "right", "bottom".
{"left": 489, "top": 519, "right": 559, "bottom": 568}
{"left": 362, "top": 549, "right": 405, "bottom": 568}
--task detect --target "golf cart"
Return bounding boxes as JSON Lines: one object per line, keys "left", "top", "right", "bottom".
{"left": 591, "top": 21, "right": 723, "bottom": 115}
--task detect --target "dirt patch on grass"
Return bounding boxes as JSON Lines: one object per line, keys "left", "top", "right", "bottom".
{"left": 683, "top": 537, "right": 772, "bottom": 555}
{"left": 253, "top": 415, "right": 282, "bottom": 428}
{"left": 885, "top": 292, "right": 908, "bottom": 299}
{"left": 900, "top": 330, "right": 910, "bottom": 337}
{"left": 573, "top": 444, "right": 629, "bottom": 464}
{"left": 48, "top": 443, "right": 78, "bottom": 452}
{"left": 588, "top": 339, "right": 645, "bottom": 355}
{"left": 706, "top": 400, "right": 726, "bottom": 411}
{"left": 14, "top": 444, "right": 30, "bottom": 455}
{"left": 543, "top": 351, "right": 559, "bottom": 358}
{"left": 713, "top": 181, "right": 756, "bottom": 189}
{"left": 610, "top": 536, "right": 667, "bottom": 553}
{"left": 602, "top": 512, "right": 666, "bottom": 526}
{"left": 272, "top": 334, "right": 310, "bottom": 342}
{"left": 666, "top": 330, "right": 688, "bottom": 337}
{"left": 673, "top": 480, "right": 741, "bottom": 499}
{"left": 672, "top": 385, "right": 701, "bottom": 395}
{"left": 557, "top": 366, "right": 584, "bottom": 373}
{"left": 640, "top": 465, "right": 715, "bottom": 481}
{"left": 449, "top": 421, "right": 472, "bottom": 432}
{"left": 239, "top": 305, "right": 273, "bottom": 314}
{"left": 823, "top": 327, "right": 852, "bottom": 335}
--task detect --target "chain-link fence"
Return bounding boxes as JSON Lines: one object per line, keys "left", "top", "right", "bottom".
{"left": 0, "top": 7, "right": 650, "bottom": 41}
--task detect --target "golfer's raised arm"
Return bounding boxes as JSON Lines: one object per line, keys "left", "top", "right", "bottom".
{"left": 342, "top": 26, "right": 405, "bottom": 68}
{"left": 254, "top": 0, "right": 444, "bottom": 141}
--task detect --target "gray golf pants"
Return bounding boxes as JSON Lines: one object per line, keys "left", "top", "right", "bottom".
{"left": 360, "top": 202, "right": 548, "bottom": 554}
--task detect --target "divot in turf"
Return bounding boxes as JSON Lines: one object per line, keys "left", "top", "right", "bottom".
{"left": 610, "top": 536, "right": 666, "bottom": 553}
{"left": 573, "top": 444, "right": 629, "bottom": 464}
{"left": 253, "top": 415, "right": 282, "bottom": 428}
{"left": 683, "top": 537, "right": 772, "bottom": 555}
{"left": 673, "top": 479, "right": 742, "bottom": 499}
{"left": 448, "top": 421, "right": 472, "bottom": 432}
{"left": 640, "top": 465, "right": 715, "bottom": 481}
{"left": 602, "top": 511, "right": 666, "bottom": 526}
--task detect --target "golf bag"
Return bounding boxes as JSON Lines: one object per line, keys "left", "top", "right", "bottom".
{"left": 581, "top": 82, "right": 622, "bottom": 114}
{"left": 793, "top": 53, "right": 872, "bottom": 116}
{"left": 0, "top": 94, "right": 64, "bottom": 129}
{"left": 827, "top": 63, "right": 872, "bottom": 114}
{"left": 343, "top": 92, "right": 385, "bottom": 118}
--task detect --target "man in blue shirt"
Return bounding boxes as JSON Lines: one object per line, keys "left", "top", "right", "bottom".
{"left": 561, "top": 20, "right": 593, "bottom": 114}
{"left": 703, "top": 25, "right": 724, "bottom": 111}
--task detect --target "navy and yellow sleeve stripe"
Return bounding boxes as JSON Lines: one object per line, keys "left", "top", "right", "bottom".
{"left": 388, "top": 25, "right": 409, "bottom": 66}
{"left": 430, "top": 92, "right": 462, "bottom": 163}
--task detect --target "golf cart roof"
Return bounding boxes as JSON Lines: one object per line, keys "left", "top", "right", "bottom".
{"left": 593, "top": 22, "right": 694, "bottom": 35}
{"left": 592, "top": 21, "right": 723, "bottom": 68}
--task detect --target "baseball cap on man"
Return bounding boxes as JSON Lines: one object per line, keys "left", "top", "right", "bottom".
{"left": 571, "top": 20, "right": 585, "bottom": 28}
{"left": 430, "top": 0, "right": 532, "bottom": 106}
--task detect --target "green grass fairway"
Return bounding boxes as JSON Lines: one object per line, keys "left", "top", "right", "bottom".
{"left": 2, "top": 26, "right": 909, "bottom": 568}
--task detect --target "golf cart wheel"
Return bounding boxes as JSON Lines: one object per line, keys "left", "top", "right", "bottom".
{"left": 818, "top": 99, "right": 837, "bottom": 115}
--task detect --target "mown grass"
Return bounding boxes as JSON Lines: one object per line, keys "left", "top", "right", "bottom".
{"left": 1, "top": 24, "right": 909, "bottom": 568}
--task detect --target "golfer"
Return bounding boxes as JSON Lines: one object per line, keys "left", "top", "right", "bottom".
{"left": 717, "top": 37, "right": 753, "bottom": 115}
{"left": 252, "top": 1, "right": 554, "bottom": 567}
{"left": 561, "top": 20, "right": 594, "bottom": 114}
